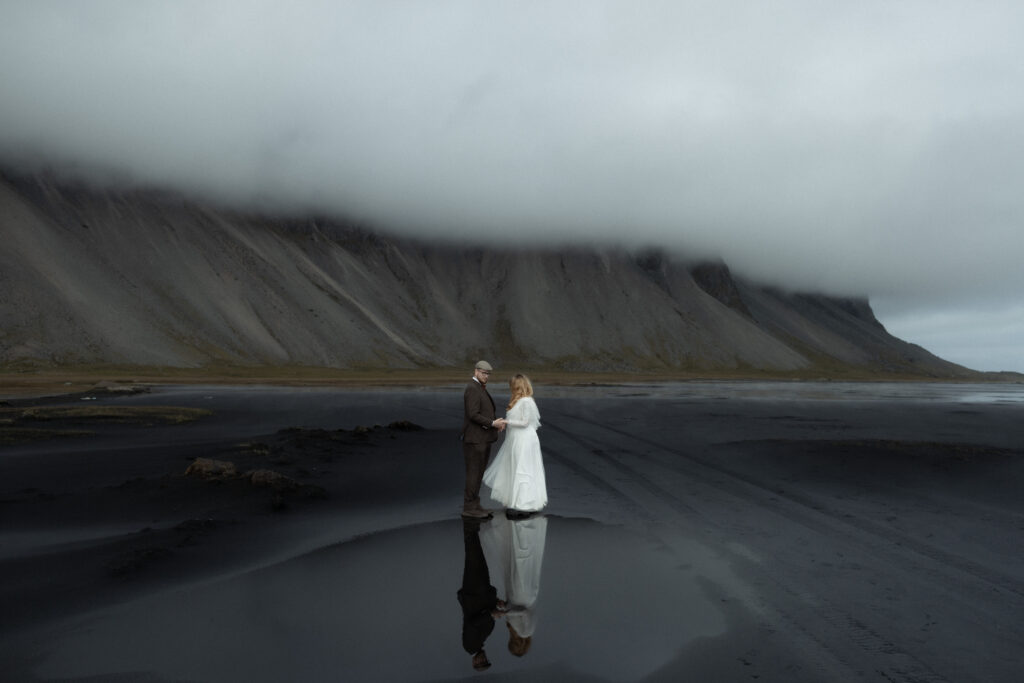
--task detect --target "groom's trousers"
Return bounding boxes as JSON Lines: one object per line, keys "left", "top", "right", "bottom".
{"left": 463, "top": 441, "right": 492, "bottom": 512}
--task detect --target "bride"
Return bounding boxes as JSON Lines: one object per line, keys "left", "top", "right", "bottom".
{"left": 483, "top": 374, "right": 548, "bottom": 517}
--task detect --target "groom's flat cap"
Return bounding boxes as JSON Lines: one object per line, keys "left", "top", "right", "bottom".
{"left": 475, "top": 360, "right": 493, "bottom": 371}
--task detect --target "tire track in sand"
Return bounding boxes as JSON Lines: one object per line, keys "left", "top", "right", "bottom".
{"left": 541, "top": 410, "right": 1018, "bottom": 683}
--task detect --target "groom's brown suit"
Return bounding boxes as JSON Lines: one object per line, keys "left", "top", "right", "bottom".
{"left": 462, "top": 379, "right": 498, "bottom": 514}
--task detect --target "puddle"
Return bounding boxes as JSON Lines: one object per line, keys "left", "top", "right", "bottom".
{"left": 30, "top": 516, "right": 726, "bottom": 682}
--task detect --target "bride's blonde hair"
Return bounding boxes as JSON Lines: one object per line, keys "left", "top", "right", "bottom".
{"left": 507, "top": 373, "right": 534, "bottom": 411}
{"left": 507, "top": 621, "right": 532, "bottom": 657}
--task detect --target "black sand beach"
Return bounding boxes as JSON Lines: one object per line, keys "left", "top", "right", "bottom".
{"left": 1, "top": 381, "right": 1023, "bottom": 682}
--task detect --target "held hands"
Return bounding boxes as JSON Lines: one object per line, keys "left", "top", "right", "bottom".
{"left": 491, "top": 599, "right": 509, "bottom": 618}
{"left": 491, "top": 418, "right": 507, "bottom": 431}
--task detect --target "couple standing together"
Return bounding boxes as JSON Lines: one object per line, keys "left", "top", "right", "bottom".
{"left": 461, "top": 360, "right": 547, "bottom": 520}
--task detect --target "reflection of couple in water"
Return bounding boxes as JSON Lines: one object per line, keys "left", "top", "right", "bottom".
{"left": 457, "top": 515, "right": 548, "bottom": 672}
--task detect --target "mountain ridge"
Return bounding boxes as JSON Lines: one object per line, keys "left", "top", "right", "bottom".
{"left": 0, "top": 170, "right": 975, "bottom": 377}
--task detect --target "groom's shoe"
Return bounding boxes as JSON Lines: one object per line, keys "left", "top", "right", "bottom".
{"left": 461, "top": 508, "right": 493, "bottom": 519}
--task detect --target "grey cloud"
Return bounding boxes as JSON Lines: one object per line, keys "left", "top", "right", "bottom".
{"left": 2, "top": 1, "right": 1022, "bottom": 370}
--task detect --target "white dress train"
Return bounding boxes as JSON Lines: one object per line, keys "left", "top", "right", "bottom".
{"left": 482, "top": 396, "right": 547, "bottom": 511}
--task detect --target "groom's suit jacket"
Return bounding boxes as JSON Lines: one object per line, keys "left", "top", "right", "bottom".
{"left": 462, "top": 380, "right": 498, "bottom": 444}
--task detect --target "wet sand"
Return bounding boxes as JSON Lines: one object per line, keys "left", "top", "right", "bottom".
{"left": 1, "top": 382, "right": 1022, "bottom": 682}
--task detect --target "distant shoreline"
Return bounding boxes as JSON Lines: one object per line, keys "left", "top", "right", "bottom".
{"left": 2, "top": 364, "right": 1021, "bottom": 400}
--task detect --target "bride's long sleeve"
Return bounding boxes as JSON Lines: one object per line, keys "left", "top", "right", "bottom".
{"left": 504, "top": 399, "right": 540, "bottom": 429}
{"left": 505, "top": 415, "right": 529, "bottom": 428}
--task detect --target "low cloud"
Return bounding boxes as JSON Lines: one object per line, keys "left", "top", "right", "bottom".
{"left": 2, "top": 1, "right": 1022, "bottom": 370}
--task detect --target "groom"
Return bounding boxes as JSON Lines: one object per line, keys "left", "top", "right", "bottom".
{"left": 461, "top": 360, "right": 505, "bottom": 519}
{"left": 457, "top": 519, "right": 501, "bottom": 670}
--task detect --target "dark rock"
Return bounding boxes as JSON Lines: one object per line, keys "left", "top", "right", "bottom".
{"left": 248, "top": 469, "right": 299, "bottom": 490}
{"left": 184, "top": 458, "right": 237, "bottom": 479}
{"left": 690, "top": 261, "right": 751, "bottom": 317}
{"left": 387, "top": 420, "right": 423, "bottom": 431}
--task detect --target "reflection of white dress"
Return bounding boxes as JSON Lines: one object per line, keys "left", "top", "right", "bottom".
{"left": 482, "top": 397, "right": 547, "bottom": 511}
{"left": 480, "top": 515, "right": 548, "bottom": 637}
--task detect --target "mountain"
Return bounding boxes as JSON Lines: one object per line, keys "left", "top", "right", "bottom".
{"left": 0, "top": 171, "right": 973, "bottom": 377}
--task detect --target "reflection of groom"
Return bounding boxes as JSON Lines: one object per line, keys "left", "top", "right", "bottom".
{"left": 461, "top": 360, "right": 505, "bottom": 519}
{"left": 458, "top": 519, "right": 501, "bottom": 671}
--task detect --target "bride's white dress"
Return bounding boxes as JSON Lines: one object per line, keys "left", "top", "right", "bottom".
{"left": 482, "top": 396, "right": 547, "bottom": 511}
{"left": 480, "top": 515, "right": 548, "bottom": 638}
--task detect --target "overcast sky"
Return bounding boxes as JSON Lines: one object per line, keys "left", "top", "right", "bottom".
{"left": 1, "top": 1, "right": 1022, "bottom": 372}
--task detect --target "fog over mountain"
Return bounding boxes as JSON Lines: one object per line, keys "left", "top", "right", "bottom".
{"left": 1, "top": 2, "right": 1022, "bottom": 371}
